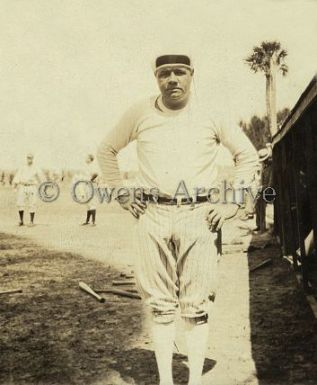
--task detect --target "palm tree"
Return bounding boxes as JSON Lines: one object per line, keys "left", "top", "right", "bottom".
{"left": 245, "top": 41, "right": 288, "bottom": 137}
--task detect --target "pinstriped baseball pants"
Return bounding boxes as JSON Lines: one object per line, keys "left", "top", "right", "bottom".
{"left": 17, "top": 185, "right": 37, "bottom": 212}
{"left": 134, "top": 202, "right": 221, "bottom": 323}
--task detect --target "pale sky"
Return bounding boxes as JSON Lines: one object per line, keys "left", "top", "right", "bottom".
{"left": 0, "top": 0, "right": 316, "bottom": 170}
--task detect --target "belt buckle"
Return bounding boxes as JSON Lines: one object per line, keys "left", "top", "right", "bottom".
{"left": 176, "top": 196, "right": 194, "bottom": 207}
{"left": 147, "top": 195, "right": 159, "bottom": 205}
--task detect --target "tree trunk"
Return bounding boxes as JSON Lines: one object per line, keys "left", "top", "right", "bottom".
{"left": 265, "top": 73, "right": 278, "bottom": 138}
{"left": 266, "top": 59, "right": 278, "bottom": 138}
{"left": 270, "top": 62, "right": 277, "bottom": 136}
{"left": 265, "top": 73, "right": 272, "bottom": 136}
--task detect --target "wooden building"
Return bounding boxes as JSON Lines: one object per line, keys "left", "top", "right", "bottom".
{"left": 272, "top": 74, "right": 317, "bottom": 292}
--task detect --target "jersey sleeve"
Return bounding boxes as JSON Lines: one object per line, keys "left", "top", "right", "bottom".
{"left": 97, "top": 101, "right": 142, "bottom": 189}
{"left": 212, "top": 117, "right": 259, "bottom": 189}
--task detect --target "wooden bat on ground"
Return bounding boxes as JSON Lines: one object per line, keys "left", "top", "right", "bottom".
{"left": 96, "top": 287, "right": 139, "bottom": 294}
{"left": 112, "top": 280, "right": 135, "bottom": 286}
{"left": 103, "top": 288, "right": 141, "bottom": 300}
{"left": 79, "top": 281, "right": 105, "bottom": 303}
{"left": 0, "top": 288, "right": 23, "bottom": 295}
{"left": 250, "top": 258, "right": 273, "bottom": 273}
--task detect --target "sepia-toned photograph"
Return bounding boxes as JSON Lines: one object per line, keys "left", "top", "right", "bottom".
{"left": 0, "top": 1, "right": 316, "bottom": 384}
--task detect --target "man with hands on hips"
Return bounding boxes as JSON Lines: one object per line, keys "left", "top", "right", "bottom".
{"left": 98, "top": 54, "right": 258, "bottom": 385}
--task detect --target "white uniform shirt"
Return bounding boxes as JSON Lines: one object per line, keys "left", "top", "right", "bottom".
{"left": 13, "top": 164, "right": 43, "bottom": 185}
{"left": 97, "top": 95, "right": 259, "bottom": 196}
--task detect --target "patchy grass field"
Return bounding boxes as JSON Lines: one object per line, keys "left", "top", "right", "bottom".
{"left": 0, "top": 232, "right": 146, "bottom": 385}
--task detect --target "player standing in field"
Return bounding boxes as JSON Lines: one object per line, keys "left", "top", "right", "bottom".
{"left": 13, "top": 153, "right": 44, "bottom": 226}
{"left": 97, "top": 54, "right": 259, "bottom": 385}
{"left": 80, "top": 154, "right": 99, "bottom": 226}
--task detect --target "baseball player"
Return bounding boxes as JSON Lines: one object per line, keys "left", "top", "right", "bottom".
{"left": 240, "top": 162, "right": 261, "bottom": 221}
{"left": 12, "top": 153, "right": 44, "bottom": 226}
{"left": 255, "top": 144, "right": 273, "bottom": 232}
{"left": 97, "top": 54, "right": 258, "bottom": 385}
{"left": 80, "top": 154, "right": 99, "bottom": 226}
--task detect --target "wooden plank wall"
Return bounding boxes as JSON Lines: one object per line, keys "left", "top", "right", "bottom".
{"left": 273, "top": 98, "right": 317, "bottom": 291}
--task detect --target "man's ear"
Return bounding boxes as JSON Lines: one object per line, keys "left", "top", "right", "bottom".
{"left": 190, "top": 68, "right": 194, "bottom": 76}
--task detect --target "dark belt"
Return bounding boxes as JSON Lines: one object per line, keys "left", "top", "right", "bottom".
{"left": 142, "top": 193, "right": 209, "bottom": 205}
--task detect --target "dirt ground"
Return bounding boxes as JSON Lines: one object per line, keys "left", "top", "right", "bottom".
{"left": 0, "top": 232, "right": 145, "bottom": 385}
{"left": 0, "top": 185, "right": 317, "bottom": 385}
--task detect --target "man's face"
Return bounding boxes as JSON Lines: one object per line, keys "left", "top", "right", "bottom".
{"left": 27, "top": 156, "right": 33, "bottom": 165}
{"left": 156, "top": 65, "right": 193, "bottom": 106}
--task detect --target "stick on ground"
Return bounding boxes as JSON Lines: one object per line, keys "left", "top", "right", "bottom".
{"left": 112, "top": 280, "right": 135, "bottom": 286}
{"left": 250, "top": 258, "right": 273, "bottom": 273}
{"left": 0, "top": 288, "right": 23, "bottom": 295}
{"left": 104, "top": 288, "right": 141, "bottom": 300}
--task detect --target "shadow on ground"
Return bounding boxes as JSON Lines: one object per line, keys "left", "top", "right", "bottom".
{"left": 247, "top": 232, "right": 317, "bottom": 385}
{"left": 109, "top": 347, "right": 216, "bottom": 385}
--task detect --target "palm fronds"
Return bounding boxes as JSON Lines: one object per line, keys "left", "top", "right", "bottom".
{"left": 245, "top": 40, "right": 288, "bottom": 75}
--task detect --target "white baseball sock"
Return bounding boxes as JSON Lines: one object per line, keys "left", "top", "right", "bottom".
{"left": 152, "top": 321, "right": 175, "bottom": 385}
{"left": 184, "top": 319, "right": 209, "bottom": 385}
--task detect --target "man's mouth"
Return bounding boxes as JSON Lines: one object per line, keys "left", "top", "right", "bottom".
{"left": 167, "top": 87, "right": 183, "bottom": 95}
{"left": 167, "top": 87, "right": 182, "bottom": 91}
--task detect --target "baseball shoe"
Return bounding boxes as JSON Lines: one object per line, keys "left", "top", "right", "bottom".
{"left": 18, "top": 222, "right": 24, "bottom": 226}
{"left": 91, "top": 223, "right": 96, "bottom": 226}
{"left": 28, "top": 223, "right": 35, "bottom": 227}
{"left": 81, "top": 222, "right": 89, "bottom": 226}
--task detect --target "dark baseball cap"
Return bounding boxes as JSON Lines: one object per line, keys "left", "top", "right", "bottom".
{"left": 153, "top": 54, "right": 193, "bottom": 74}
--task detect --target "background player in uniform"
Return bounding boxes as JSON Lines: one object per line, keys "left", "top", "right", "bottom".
{"left": 97, "top": 54, "right": 258, "bottom": 385}
{"left": 80, "top": 154, "right": 99, "bottom": 226}
{"left": 12, "top": 153, "right": 44, "bottom": 226}
{"left": 255, "top": 144, "right": 273, "bottom": 232}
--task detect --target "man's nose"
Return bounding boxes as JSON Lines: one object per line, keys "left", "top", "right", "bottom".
{"left": 168, "top": 71, "right": 178, "bottom": 84}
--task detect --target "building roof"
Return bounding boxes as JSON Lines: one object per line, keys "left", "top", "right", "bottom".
{"left": 273, "top": 74, "right": 317, "bottom": 145}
